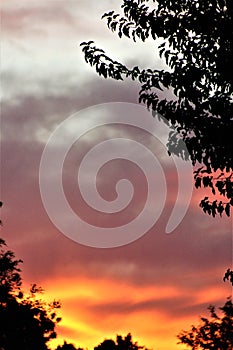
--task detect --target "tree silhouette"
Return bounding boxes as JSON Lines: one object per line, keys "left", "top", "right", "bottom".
{"left": 80, "top": 0, "right": 233, "bottom": 218}
{"left": 94, "top": 333, "right": 147, "bottom": 350}
{"left": 0, "top": 238, "right": 61, "bottom": 350}
{"left": 95, "top": 339, "right": 116, "bottom": 350}
{"left": 56, "top": 341, "right": 83, "bottom": 350}
{"left": 0, "top": 238, "right": 22, "bottom": 303}
{"left": 177, "top": 298, "right": 233, "bottom": 349}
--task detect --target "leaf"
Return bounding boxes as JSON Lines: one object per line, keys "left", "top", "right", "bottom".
{"left": 195, "top": 177, "right": 201, "bottom": 188}
{"left": 102, "top": 11, "right": 114, "bottom": 19}
{"left": 225, "top": 203, "right": 230, "bottom": 217}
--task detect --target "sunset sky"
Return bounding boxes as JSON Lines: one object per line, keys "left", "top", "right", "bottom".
{"left": 1, "top": 1, "right": 232, "bottom": 350}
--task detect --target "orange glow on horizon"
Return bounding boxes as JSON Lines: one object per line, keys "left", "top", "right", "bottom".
{"left": 22, "top": 276, "right": 229, "bottom": 350}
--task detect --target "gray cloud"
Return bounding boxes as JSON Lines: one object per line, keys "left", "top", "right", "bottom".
{"left": 2, "top": 52, "right": 231, "bottom": 297}
{"left": 1, "top": 2, "right": 231, "bottom": 344}
{"left": 86, "top": 296, "right": 207, "bottom": 319}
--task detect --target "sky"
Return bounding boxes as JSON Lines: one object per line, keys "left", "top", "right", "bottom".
{"left": 1, "top": 1, "right": 232, "bottom": 350}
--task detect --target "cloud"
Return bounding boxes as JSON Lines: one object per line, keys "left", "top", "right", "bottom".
{"left": 2, "top": 83, "right": 231, "bottom": 287}
{"left": 1, "top": 1, "right": 232, "bottom": 349}
{"left": 41, "top": 276, "right": 231, "bottom": 350}
{"left": 2, "top": 0, "right": 166, "bottom": 103}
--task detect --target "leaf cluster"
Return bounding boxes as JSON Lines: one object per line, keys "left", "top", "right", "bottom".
{"left": 177, "top": 298, "right": 233, "bottom": 349}
{"left": 223, "top": 269, "right": 233, "bottom": 285}
{"left": 194, "top": 168, "right": 233, "bottom": 217}
{"left": 0, "top": 238, "right": 22, "bottom": 301}
{"left": 80, "top": 0, "right": 233, "bottom": 217}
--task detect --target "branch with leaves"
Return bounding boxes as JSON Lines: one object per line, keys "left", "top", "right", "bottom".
{"left": 81, "top": 0, "right": 233, "bottom": 217}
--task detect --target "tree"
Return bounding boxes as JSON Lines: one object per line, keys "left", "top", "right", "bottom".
{"left": 177, "top": 298, "right": 233, "bottom": 349}
{"left": 95, "top": 339, "right": 116, "bottom": 350}
{"left": 56, "top": 341, "right": 83, "bottom": 350}
{"left": 0, "top": 238, "right": 22, "bottom": 302}
{"left": 0, "top": 238, "right": 61, "bottom": 350}
{"left": 80, "top": 0, "right": 233, "bottom": 218}
{"left": 94, "top": 333, "right": 147, "bottom": 350}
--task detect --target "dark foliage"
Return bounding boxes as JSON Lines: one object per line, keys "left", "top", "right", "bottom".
{"left": 0, "top": 238, "right": 22, "bottom": 302}
{"left": 0, "top": 201, "right": 2, "bottom": 226}
{"left": 80, "top": 0, "right": 233, "bottom": 218}
{"left": 177, "top": 298, "right": 233, "bottom": 349}
{"left": 223, "top": 268, "right": 233, "bottom": 285}
{"left": 94, "top": 333, "right": 147, "bottom": 350}
{"left": 0, "top": 239, "right": 61, "bottom": 350}
{"left": 56, "top": 341, "right": 83, "bottom": 350}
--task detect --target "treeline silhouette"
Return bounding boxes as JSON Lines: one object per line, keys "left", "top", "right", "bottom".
{"left": 0, "top": 237, "right": 232, "bottom": 350}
